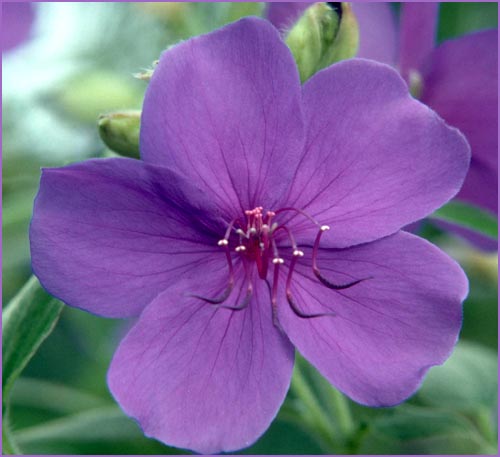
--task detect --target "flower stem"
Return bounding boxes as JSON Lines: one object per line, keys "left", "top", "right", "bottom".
{"left": 2, "top": 411, "right": 21, "bottom": 455}
{"left": 474, "top": 407, "right": 497, "bottom": 447}
{"left": 290, "top": 360, "right": 340, "bottom": 451}
{"left": 329, "top": 386, "right": 355, "bottom": 438}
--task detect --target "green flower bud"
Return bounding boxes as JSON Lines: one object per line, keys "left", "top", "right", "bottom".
{"left": 98, "top": 110, "right": 141, "bottom": 158}
{"left": 285, "top": 2, "right": 360, "bottom": 83}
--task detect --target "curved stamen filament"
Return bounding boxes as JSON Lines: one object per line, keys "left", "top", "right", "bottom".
{"left": 274, "top": 207, "right": 321, "bottom": 227}
{"left": 191, "top": 241, "right": 234, "bottom": 304}
{"left": 271, "top": 257, "right": 284, "bottom": 327}
{"left": 285, "top": 248, "right": 336, "bottom": 319}
{"left": 273, "top": 225, "right": 297, "bottom": 250}
{"left": 223, "top": 217, "right": 242, "bottom": 241}
{"left": 312, "top": 225, "right": 372, "bottom": 290}
{"left": 217, "top": 283, "right": 252, "bottom": 311}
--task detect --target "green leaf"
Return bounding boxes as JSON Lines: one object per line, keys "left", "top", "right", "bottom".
{"left": 418, "top": 341, "right": 497, "bottom": 413}
{"left": 358, "top": 407, "right": 495, "bottom": 454}
{"left": 10, "top": 378, "right": 109, "bottom": 415}
{"left": 2, "top": 276, "right": 64, "bottom": 401}
{"left": 431, "top": 201, "right": 498, "bottom": 239}
{"left": 438, "top": 2, "right": 498, "bottom": 42}
{"left": 12, "top": 406, "right": 185, "bottom": 455}
{"left": 14, "top": 406, "right": 141, "bottom": 445}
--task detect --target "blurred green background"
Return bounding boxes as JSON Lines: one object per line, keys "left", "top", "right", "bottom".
{"left": 2, "top": 2, "right": 498, "bottom": 455}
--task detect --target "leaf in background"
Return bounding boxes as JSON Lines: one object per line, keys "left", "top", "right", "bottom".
{"left": 13, "top": 406, "right": 185, "bottom": 455}
{"left": 431, "top": 201, "right": 498, "bottom": 239}
{"left": 438, "top": 2, "right": 498, "bottom": 41}
{"left": 2, "top": 276, "right": 64, "bottom": 401}
{"left": 357, "top": 407, "right": 494, "bottom": 454}
{"left": 10, "top": 377, "right": 109, "bottom": 416}
{"left": 418, "top": 341, "right": 497, "bottom": 413}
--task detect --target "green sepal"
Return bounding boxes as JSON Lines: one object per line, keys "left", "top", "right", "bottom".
{"left": 98, "top": 110, "right": 141, "bottom": 158}
{"left": 285, "top": 2, "right": 359, "bottom": 83}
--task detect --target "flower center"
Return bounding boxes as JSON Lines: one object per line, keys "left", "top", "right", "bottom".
{"left": 193, "top": 206, "right": 369, "bottom": 327}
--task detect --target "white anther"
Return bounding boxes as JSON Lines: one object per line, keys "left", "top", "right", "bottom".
{"left": 249, "top": 228, "right": 257, "bottom": 235}
{"left": 236, "top": 229, "right": 246, "bottom": 236}
{"left": 259, "top": 242, "right": 265, "bottom": 250}
{"left": 262, "top": 224, "right": 269, "bottom": 231}
{"left": 272, "top": 258, "right": 285, "bottom": 264}
{"left": 320, "top": 225, "right": 330, "bottom": 232}
{"left": 293, "top": 249, "right": 304, "bottom": 257}
{"left": 218, "top": 239, "right": 229, "bottom": 246}
{"left": 235, "top": 245, "right": 246, "bottom": 252}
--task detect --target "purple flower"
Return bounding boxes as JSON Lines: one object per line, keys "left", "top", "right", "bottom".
{"left": 398, "top": 4, "right": 498, "bottom": 220}
{"left": 2, "top": 2, "right": 34, "bottom": 52}
{"left": 30, "top": 18, "right": 470, "bottom": 453}
{"left": 267, "top": 3, "right": 498, "bottom": 249}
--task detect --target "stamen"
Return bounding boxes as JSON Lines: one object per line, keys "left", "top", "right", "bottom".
{"left": 191, "top": 242, "right": 234, "bottom": 304}
{"left": 273, "top": 225, "right": 297, "bottom": 250}
{"left": 274, "top": 207, "right": 321, "bottom": 227}
{"left": 217, "top": 284, "right": 252, "bottom": 311}
{"left": 217, "top": 259, "right": 253, "bottom": 311}
{"left": 286, "top": 292, "right": 337, "bottom": 319}
{"left": 312, "top": 224, "right": 371, "bottom": 290}
{"left": 271, "top": 259, "right": 281, "bottom": 327}
{"left": 223, "top": 217, "right": 241, "bottom": 241}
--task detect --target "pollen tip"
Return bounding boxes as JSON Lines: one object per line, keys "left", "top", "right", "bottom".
{"left": 320, "top": 225, "right": 330, "bottom": 232}
{"left": 272, "top": 258, "right": 284, "bottom": 264}
{"left": 293, "top": 249, "right": 304, "bottom": 257}
{"left": 235, "top": 245, "right": 246, "bottom": 252}
{"left": 218, "top": 239, "right": 229, "bottom": 246}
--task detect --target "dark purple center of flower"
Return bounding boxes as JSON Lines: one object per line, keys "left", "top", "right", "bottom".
{"left": 194, "top": 207, "right": 367, "bottom": 327}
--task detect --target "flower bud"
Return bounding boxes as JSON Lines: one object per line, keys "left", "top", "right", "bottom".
{"left": 98, "top": 110, "right": 140, "bottom": 158}
{"left": 285, "top": 2, "right": 359, "bottom": 83}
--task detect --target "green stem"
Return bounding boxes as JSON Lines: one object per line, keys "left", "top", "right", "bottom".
{"left": 2, "top": 410, "right": 21, "bottom": 455}
{"left": 329, "top": 387, "right": 355, "bottom": 438}
{"left": 474, "top": 408, "right": 497, "bottom": 447}
{"left": 290, "top": 361, "right": 340, "bottom": 452}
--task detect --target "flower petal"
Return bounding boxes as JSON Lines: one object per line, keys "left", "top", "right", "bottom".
{"left": 286, "top": 59, "right": 470, "bottom": 248}
{"left": 421, "top": 30, "right": 498, "bottom": 214}
{"left": 30, "top": 158, "right": 224, "bottom": 318}
{"left": 399, "top": 2, "right": 439, "bottom": 81}
{"left": 278, "top": 231, "right": 467, "bottom": 406}
{"left": 141, "top": 17, "right": 305, "bottom": 216}
{"left": 352, "top": 2, "right": 398, "bottom": 65}
{"left": 2, "top": 2, "right": 34, "bottom": 52}
{"left": 264, "top": 2, "right": 310, "bottom": 33}
{"left": 108, "top": 275, "right": 294, "bottom": 454}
